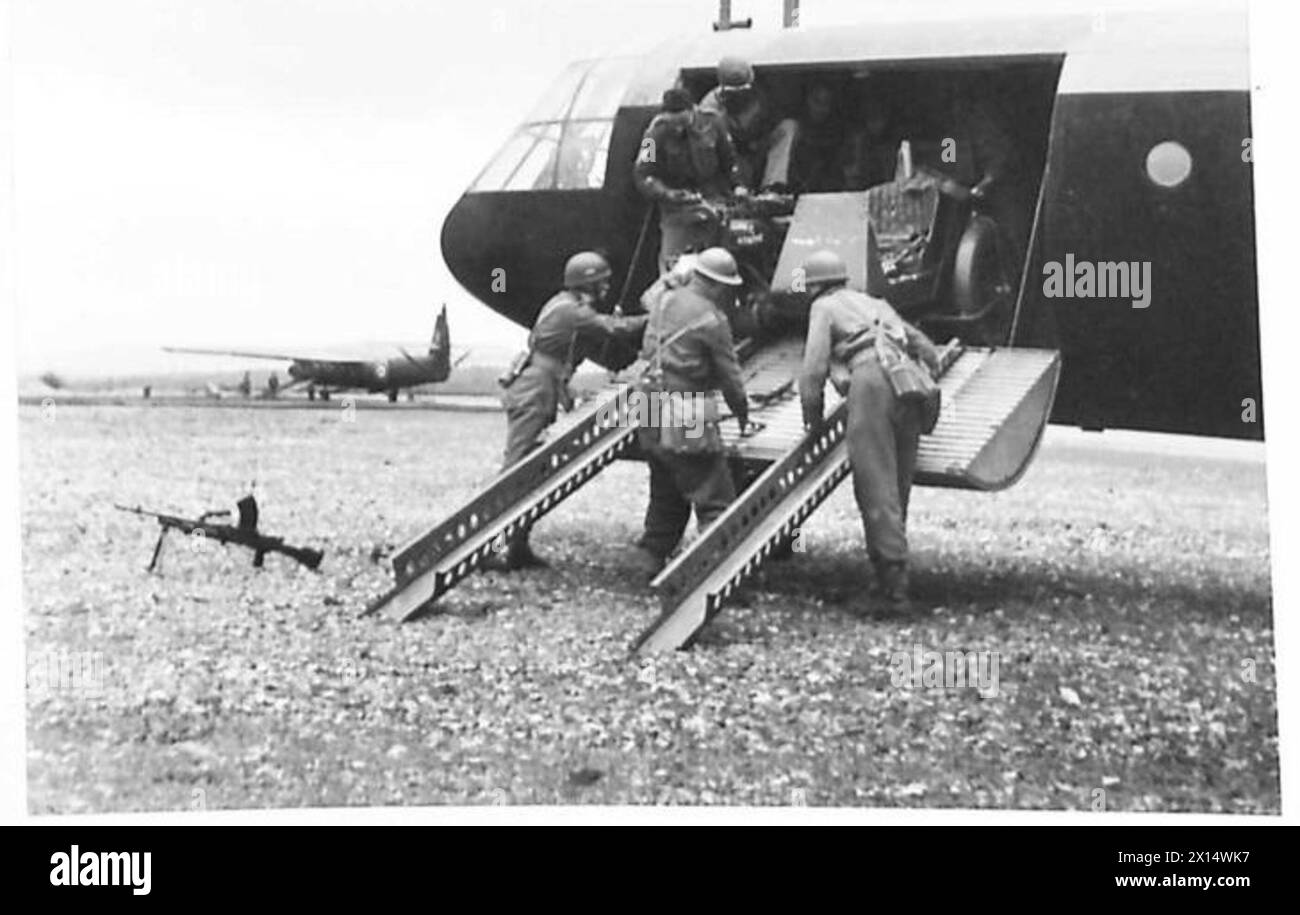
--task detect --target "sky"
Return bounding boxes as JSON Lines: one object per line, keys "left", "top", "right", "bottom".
{"left": 7, "top": 0, "right": 779, "bottom": 374}
{"left": 7, "top": 0, "right": 1243, "bottom": 374}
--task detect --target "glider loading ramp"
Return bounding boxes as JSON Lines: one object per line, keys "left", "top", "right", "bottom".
{"left": 633, "top": 343, "right": 1061, "bottom": 654}
{"left": 366, "top": 338, "right": 1061, "bottom": 642}
{"left": 364, "top": 386, "right": 638, "bottom": 622}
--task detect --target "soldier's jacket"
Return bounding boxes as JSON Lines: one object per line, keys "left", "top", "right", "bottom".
{"left": 529, "top": 289, "right": 647, "bottom": 374}
{"left": 700, "top": 85, "right": 779, "bottom": 158}
{"left": 641, "top": 254, "right": 767, "bottom": 340}
{"left": 634, "top": 108, "right": 742, "bottom": 204}
{"left": 800, "top": 286, "right": 939, "bottom": 426}
{"left": 638, "top": 255, "right": 696, "bottom": 313}
{"left": 639, "top": 283, "right": 748, "bottom": 426}
{"left": 788, "top": 120, "right": 850, "bottom": 194}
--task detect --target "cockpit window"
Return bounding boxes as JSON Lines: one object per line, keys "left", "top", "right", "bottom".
{"left": 568, "top": 57, "right": 640, "bottom": 120}
{"left": 500, "top": 123, "right": 563, "bottom": 191}
{"left": 471, "top": 57, "right": 637, "bottom": 192}
{"left": 555, "top": 120, "right": 613, "bottom": 190}
{"left": 473, "top": 126, "right": 545, "bottom": 192}
{"left": 524, "top": 61, "right": 590, "bottom": 123}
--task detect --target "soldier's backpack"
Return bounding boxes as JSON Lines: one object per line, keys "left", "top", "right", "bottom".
{"left": 875, "top": 326, "right": 941, "bottom": 434}
{"left": 634, "top": 311, "right": 723, "bottom": 455}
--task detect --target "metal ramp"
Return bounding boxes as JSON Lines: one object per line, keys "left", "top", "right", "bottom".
{"left": 915, "top": 348, "right": 1061, "bottom": 490}
{"left": 362, "top": 336, "right": 803, "bottom": 621}
{"left": 366, "top": 336, "right": 1059, "bottom": 634}
{"left": 632, "top": 345, "right": 1061, "bottom": 654}
{"left": 365, "top": 383, "right": 635, "bottom": 621}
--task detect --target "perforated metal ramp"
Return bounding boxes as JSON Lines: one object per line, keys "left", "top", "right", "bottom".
{"left": 365, "top": 382, "right": 634, "bottom": 621}
{"left": 915, "top": 348, "right": 1060, "bottom": 489}
{"left": 632, "top": 344, "right": 1061, "bottom": 654}
{"left": 367, "top": 336, "right": 1058, "bottom": 631}
{"left": 720, "top": 344, "right": 1059, "bottom": 486}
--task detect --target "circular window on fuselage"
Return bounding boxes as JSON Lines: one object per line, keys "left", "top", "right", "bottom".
{"left": 1146, "top": 140, "right": 1193, "bottom": 188}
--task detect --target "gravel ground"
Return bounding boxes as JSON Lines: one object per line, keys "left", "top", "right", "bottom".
{"left": 21, "top": 404, "right": 1278, "bottom": 812}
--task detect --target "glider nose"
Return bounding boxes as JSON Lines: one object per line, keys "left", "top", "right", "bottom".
{"left": 441, "top": 193, "right": 493, "bottom": 304}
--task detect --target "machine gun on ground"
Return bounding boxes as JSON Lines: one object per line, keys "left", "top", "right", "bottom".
{"left": 114, "top": 495, "right": 323, "bottom": 572}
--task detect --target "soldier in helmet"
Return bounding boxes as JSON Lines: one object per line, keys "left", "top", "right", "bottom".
{"left": 493, "top": 250, "right": 648, "bottom": 570}
{"left": 779, "top": 82, "right": 852, "bottom": 194}
{"left": 798, "top": 249, "right": 940, "bottom": 614}
{"left": 633, "top": 247, "right": 750, "bottom": 571}
{"left": 700, "top": 55, "right": 791, "bottom": 191}
{"left": 634, "top": 88, "right": 748, "bottom": 273}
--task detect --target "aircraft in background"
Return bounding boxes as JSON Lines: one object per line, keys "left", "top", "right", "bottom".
{"left": 166, "top": 305, "right": 468, "bottom": 402}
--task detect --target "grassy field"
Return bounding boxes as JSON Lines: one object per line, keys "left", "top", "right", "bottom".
{"left": 20, "top": 403, "right": 1279, "bottom": 812}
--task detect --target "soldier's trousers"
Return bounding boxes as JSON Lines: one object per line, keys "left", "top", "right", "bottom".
{"left": 845, "top": 354, "right": 923, "bottom": 565}
{"left": 758, "top": 118, "right": 799, "bottom": 188}
{"left": 639, "top": 445, "right": 737, "bottom": 560}
{"left": 499, "top": 365, "right": 561, "bottom": 550}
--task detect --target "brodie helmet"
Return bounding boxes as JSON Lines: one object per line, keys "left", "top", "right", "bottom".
{"left": 694, "top": 247, "right": 743, "bottom": 286}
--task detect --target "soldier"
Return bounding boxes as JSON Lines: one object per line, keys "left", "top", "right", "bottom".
{"left": 960, "top": 88, "right": 1029, "bottom": 268}
{"left": 634, "top": 247, "right": 750, "bottom": 571}
{"left": 700, "top": 55, "right": 789, "bottom": 190}
{"left": 494, "top": 250, "right": 647, "bottom": 570}
{"left": 634, "top": 88, "right": 747, "bottom": 273}
{"left": 769, "top": 82, "right": 850, "bottom": 194}
{"left": 797, "top": 250, "right": 940, "bottom": 614}
{"left": 845, "top": 98, "right": 902, "bottom": 190}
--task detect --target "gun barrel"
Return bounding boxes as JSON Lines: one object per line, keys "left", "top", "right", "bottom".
{"left": 114, "top": 504, "right": 186, "bottom": 526}
{"left": 274, "top": 543, "right": 324, "bottom": 570}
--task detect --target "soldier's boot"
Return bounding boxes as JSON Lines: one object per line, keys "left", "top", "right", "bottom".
{"left": 878, "top": 560, "right": 912, "bottom": 616}
{"left": 506, "top": 540, "right": 548, "bottom": 570}
{"left": 486, "top": 530, "right": 548, "bottom": 572}
{"left": 866, "top": 553, "right": 887, "bottom": 596}
{"left": 631, "top": 536, "right": 671, "bottom": 583}
{"left": 865, "top": 559, "right": 912, "bottom": 618}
